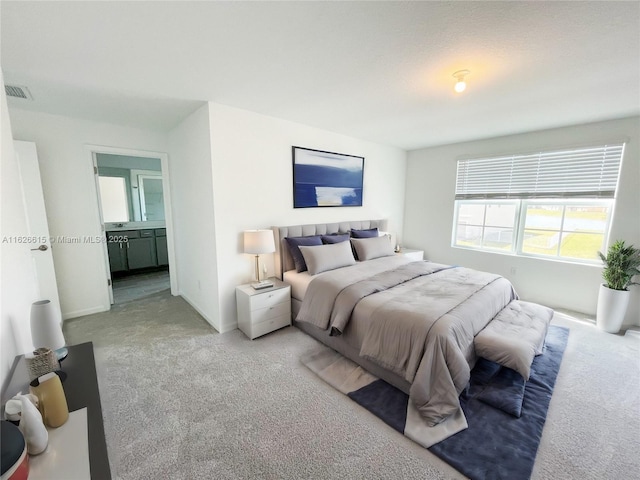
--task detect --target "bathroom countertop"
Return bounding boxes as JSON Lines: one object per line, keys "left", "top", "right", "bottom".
{"left": 105, "top": 222, "right": 165, "bottom": 231}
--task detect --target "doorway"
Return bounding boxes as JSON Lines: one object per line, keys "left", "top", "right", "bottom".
{"left": 88, "top": 146, "right": 177, "bottom": 306}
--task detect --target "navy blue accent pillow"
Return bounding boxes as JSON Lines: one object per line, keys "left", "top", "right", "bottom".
{"left": 350, "top": 228, "right": 378, "bottom": 238}
{"left": 467, "top": 357, "right": 527, "bottom": 418}
{"left": 476, "top": 365, "right": 526, "bottom": 417}
{"left": 321, "top": 233, "right": 350, "bottom": 244}
{"left": 285, "top": 235, "right": 323, "bottom": 272}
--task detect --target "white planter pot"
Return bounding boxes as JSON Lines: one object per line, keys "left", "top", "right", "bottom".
{"left": 596, "top": 284, "right": 630, "bottom": 333}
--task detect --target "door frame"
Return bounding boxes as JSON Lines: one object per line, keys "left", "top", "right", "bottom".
{"left": 85, "top": 145, "right": 177, "bottom": 305}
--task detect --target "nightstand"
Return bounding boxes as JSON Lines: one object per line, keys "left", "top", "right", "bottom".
{"left": 235, "top": 278, "right": 291, "bottom": 339}
{"left": 395, "top": 248, "right": 424, "bottom": 261}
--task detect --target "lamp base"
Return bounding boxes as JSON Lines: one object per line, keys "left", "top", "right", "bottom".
{"left": 55, "top": 347, "right": 68, "bottom": 362}
{"left": 251, "top": 280, "right": 274, "bottom": 290}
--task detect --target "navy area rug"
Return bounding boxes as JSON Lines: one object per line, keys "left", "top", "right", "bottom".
{"left": 302, "top": 325, "right": 569, "bottom": 480}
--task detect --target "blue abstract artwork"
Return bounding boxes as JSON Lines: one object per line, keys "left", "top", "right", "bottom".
{"left": 293, "top": 147, "right": 364, "bottom": 208}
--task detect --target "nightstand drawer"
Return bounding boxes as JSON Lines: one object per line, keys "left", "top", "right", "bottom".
{"left": 250, "top": 288, "right": 290, "bottom": 310}
{"left": 252, "top": 302, "right": 290, "bottom": 324}
{"left": 252, "top": 314, "right": 290, "bottom": 339}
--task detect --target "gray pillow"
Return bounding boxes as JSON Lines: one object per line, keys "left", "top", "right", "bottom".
{"left": 298, "top": 241, "right": 356, "bottom": 276}
{"left": 350, "top": 236, "right": 395, "bottom": 261}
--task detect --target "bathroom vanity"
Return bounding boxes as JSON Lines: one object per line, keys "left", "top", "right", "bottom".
{"left": 106, "top": 226, "right": 167, "bottom": 274}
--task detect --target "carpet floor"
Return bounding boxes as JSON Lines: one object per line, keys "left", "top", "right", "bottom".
{"left": 63, "top": 290, "right": 640, "bottom": 480}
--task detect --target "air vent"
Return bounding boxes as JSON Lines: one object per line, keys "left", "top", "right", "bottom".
{"left": 5, "top": 84, "right": 33, "bottom": 100}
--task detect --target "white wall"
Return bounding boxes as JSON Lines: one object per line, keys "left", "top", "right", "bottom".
{"left": 208, "top": 102, "right": 407, "bottom": 333}
{"left": 0, "top": 77, "right": 40, "bottom": 386}
{"left": 404, "top": 116, "right": 640, "bottom": 327}
{"left": 6, "top": 102, "right": 406, "bottom": 337}
{"left": 167, "top": 104, "right": 221, "bottom": 331}
{"left": 8, "top": 109, "right": 169, "bottom": 319}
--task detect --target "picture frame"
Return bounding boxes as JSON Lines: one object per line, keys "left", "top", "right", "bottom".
{"left": 292, "top": 146, "right": 364, "bottom": 208}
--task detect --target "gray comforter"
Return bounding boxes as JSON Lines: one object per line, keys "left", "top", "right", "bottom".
{"left": 297, "top": 258, "right": 517, "bottom": 426}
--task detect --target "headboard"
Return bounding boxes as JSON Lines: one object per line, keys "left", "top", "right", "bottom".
{"left": 272, "top": 219, "right": 388, "bottom": 279}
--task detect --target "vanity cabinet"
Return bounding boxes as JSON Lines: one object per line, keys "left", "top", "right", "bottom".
{"left": 107, "top": 230, "right": 141, "bottom": 273}
{"left": 127, "top": 230, "right": 157, "bottom": 269}
{"left": 107, "top": 238, "right": 128, "bottom": 273}
{"left": 155, "top": 228, "right": 168, "bottom": 266}
{"left": 106, "top": 229, "right": 163, "bottom": 273}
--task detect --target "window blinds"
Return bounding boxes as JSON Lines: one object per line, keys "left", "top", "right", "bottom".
{"left": 455, "top": 144, "right": 625, "bottom": 200}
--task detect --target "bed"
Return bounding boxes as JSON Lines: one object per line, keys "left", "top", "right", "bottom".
{"left": 272, "top": 220, "right": 521, "bottom": 442}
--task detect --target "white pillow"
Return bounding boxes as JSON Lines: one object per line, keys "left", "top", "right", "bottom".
{"left": 350, "top": 236, "right": 395, "bottom": 261}
{"left": 299, "top": 241, "right": 356, "bottom": 276}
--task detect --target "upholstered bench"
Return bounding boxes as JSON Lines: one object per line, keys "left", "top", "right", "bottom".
{"left": 474, "top": 300, "right": 554, "bottom": 380}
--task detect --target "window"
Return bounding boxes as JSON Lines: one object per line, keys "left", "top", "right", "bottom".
{"left": 455, "top": 201, "right": 518, "bottom": 251}
{"left": 520, "top": 201, "right": 611, "bottom": 260}
{"left": 452, "top": 144, "right": 624, "bottom": 263}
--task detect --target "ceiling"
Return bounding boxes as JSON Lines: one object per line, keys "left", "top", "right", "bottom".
{"left": 2, "top": 1, "right": 639, "bottom": 150}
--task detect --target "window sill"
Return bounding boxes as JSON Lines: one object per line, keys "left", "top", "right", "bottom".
{"left": 451, "top": 244, "right": 603, "bottom": 268}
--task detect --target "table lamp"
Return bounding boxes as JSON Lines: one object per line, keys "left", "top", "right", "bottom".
{"left": 244, "top": 229, "right": 275, "bottom": 290}
{"left": 30, "top": 300, "right": 68, "bottom": 361}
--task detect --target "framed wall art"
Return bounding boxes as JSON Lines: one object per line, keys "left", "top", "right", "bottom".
{"left": 292, "top": 146, "right": 364, "bottom": 208}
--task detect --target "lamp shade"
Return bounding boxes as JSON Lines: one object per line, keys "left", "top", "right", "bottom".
{"left": 243, "top": 230, "right": 275, "bottom": 255}
{"left": 30, "top": 300, "right": 65, "bottom": 351}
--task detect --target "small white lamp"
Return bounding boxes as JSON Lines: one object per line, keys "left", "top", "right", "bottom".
{"left": 243, "top": 230, "right": 276, "bottom": 289}
{"left": 30, "top": 300, "right": 68, "bottom": 360}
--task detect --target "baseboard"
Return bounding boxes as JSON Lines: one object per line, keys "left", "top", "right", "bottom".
{"left": 179, "top": 291, "right": 220, "bottom": 333}
{"left": 219, "top": 320, "right": 238, "bottom": 334}
{"left": 624, "top": 328, "right": 640, "bottom": 340}
{"left": 62, "top": 305, "right": 109, "bottom": 321}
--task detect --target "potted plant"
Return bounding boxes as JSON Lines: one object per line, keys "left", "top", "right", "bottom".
{"left": 596, "top": 240, "right": 640, "bottom": 333}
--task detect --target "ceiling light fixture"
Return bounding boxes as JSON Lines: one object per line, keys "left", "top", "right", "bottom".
{"left": 453, "top": 70, "right": 470, "bottom": 93}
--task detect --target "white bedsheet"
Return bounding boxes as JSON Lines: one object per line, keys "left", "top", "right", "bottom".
{"left": 283, "top": 269, "right": 314, "bottom": 301}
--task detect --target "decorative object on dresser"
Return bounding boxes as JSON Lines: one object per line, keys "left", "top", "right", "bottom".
{"left": 30, "top": 300, "right": 67, "bottom": 361}
{"left": 0, "top": 420, "right": 30, "bottom": 480}
{"left": 12, "top": 393, "right": 48, "bottom": 455}
{"left": 236, "top": 278, "right": 291, "bottom": 339}
{"left": 1, "top": 342, "right": 111, "bottom": 479}
{"left": 24, "top": 348, "right": 59, "bottom": 381}
{"left": 29, "top": 372, "right": 69, "bottom": 428}
{"left": 292, "top": 146, "right": 364, "bottom": 208}
{"left": 243, "top": 229, "right": 276, "bottom": 289}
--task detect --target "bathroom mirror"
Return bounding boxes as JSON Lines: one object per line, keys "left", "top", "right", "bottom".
{"left": 96, "top": 153, "right": 165, "bottom": 224}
